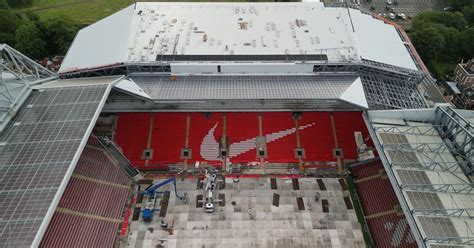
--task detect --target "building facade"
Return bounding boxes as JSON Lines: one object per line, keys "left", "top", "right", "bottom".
{"left": 453, "top": 59, "right": 474, "bottom": 110}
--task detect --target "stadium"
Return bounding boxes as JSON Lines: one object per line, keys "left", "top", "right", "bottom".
{"left": 0, "top": 2, "right": 472, "bottom": 248}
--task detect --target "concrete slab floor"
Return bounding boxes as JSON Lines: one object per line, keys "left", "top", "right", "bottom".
{"left": 124, "top": 177, "right": 365, "bottom": 248}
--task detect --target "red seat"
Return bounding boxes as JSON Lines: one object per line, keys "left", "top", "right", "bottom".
{"left": 115, "top": 111, "right": 370, "bottom": 166}
{"left": 333, "top": 111, "right": 370, "bottom": 159}
{"left": 75, "top": 145, "right": 130, "bottom": 185}
{"left": 351, "top": 159, "right": 384, "bottom": 179}
{"left": 356, "top": 177, "right": 400, "bottom": 215}
{"left": 299, "top": 112, "right": 335, "bottom": 162}
{"left": 226, "top": 112, "right": 259, "bottom": 163}
{"left": 367, "top": 213, "right": 418, "bottom": 248}
{"left": 59, "top": 177, "right": 129, "bottom": 219}
{"left": 261, "top": 112, "right": 298, "bottom": 162}
{"left": 115, "top": 113, "right": 151, "bottom": 166}
{"left": 40, "top": 212, "right": 119, "bottom": 247}
{"left": 188, "top": 112, "right": 224, "bottom": 164}
{"left": 149, "top": 113, "right": 187, "bottom": 165}
{"left": 41, "top": 136, "right": 132, "bottom": 247}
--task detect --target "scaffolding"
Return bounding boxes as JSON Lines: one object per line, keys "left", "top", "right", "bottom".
{"left": 367, "top": 106, "right": 474, "bottom": 247}
{"left": 0, "top": 44, "right": 57, "bottom": 132}
{"left": 434, "top": 106, "right": 473, "bottom": 176}
{"left": 359, "top": 63, "right": 426, "bottom": 109}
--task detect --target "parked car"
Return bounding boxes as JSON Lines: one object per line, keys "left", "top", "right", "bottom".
{"left": 396, "top": 13, "right": 406, "bottom": 20}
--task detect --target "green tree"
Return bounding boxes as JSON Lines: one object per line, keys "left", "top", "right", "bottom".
{"left": 410, "top": 24, "right": 446, "bottom": 61}
{"left": 438, "top": 26, "right": 462, "bottom": 62}
{"left": 412, "top": 11, "right": 468, "bottom": 31}
{"left": 0, "top": 10, "right": 20, "bottom": 35}
{"left": 0, "top": 0, "right": 9, "bottom": 9}
{"left": 15, "top": 21, "right": 46, "bottom": 59}
{"left": 42, "top": 16, "right": 78, "bottom": 56}
{"left": 0, "top": 9, "right": 20, "bottom": 45}
{"left": 462, "top": 5, "right": 474, "bottom": 24}
{"left": 0, "top": 32, "right": 15, "bottom": 45}
{"left": 6, "top": 0, "right": 32, "bottom": 8}
{"left": 24, "top": 10, "right": 41, "bottom": 23}
{"left": 448, "top": 0, "right": 474, "bottom": 10}
{"left": 460, "top": 27, "right": 474, "bottom": 58}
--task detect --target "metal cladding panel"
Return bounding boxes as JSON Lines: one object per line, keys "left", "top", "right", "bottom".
{"left": 59, "top": 5, "right": 134, "bottom": 73}
{"left": 0, "top": 84, "right": 110, "bottom": 247}
{"left": 349, "top": 9, "right": 418, "bottom": 70}
{"left": 131, "top": 75, "right": 358, "bottom": 100}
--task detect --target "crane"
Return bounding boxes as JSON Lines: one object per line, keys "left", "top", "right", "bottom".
{"left": 141, "top": 177, "right": 186, "bottom": 222}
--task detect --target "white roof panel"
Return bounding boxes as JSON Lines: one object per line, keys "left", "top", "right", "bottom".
{"left": 127, "top": 2, "right": 359, "bottom": 62}
{"left": 349, "top": 9, "right": 418, "bottom": 70}
{"left": 59, "top": 5, "right": 135, "bottom": 73}
{"left": 340, "top": 77, "right": 368, "bottom": 108}
{"left": 60, "top": 2, "right": 419, "bottom": 72}
{"left": 114, "top": 78, "right": 151, "bottom": 99}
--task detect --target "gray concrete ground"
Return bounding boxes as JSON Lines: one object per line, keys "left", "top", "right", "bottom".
{"left": 360, "top": 0, "right": 448, "bottom": 18}
{"left": 125, "top": 177, "right": 365, "bottom": 248}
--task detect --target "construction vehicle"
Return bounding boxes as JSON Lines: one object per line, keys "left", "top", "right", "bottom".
{"left": 141, "top": 177, "right": 186, "bottom": 222}
{"left": 197, "top": 170, "right": 223, "bottom": 213}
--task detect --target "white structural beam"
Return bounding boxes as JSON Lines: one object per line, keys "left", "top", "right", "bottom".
{"left": 0, "top": 44, "right": 57, "bottom": 132}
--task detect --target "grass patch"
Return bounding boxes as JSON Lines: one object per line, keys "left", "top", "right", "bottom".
{"left": 15, "top": 0, "right": 275, "bottom": 25}
{"left": 16, "top": 0, "right": 151, "bottom": 24}
{"left": 346, "top": 175, "right": 374, "bottom": 247}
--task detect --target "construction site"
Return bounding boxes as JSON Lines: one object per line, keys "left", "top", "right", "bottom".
{"left": 0, "top": 2, "right": 472, "bottom": 248}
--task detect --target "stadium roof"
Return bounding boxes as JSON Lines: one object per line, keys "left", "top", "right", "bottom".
{"left": 129, "top": 74, "right": 368, "bottom": 108}
{"left": 0, "top": 44, "right": 57, "bottom": 132}
{"left": 60, "top": 2, "right": 418, "bottom": 73}
{"left": 366, "top": 106, "right": 474, "bottom": 248}
{"left": 0, "top": 76, "right": 120, "bottom": 247}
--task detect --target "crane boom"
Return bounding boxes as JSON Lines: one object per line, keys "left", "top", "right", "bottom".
{"left": 144, "top": 177, "right": 185, "bottom": 200}
{"left": 141, "top": 177, "right": 186, "bottom": 222}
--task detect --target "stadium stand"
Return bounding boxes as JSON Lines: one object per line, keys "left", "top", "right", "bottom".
{"left": 354, "top": 174, "right": 400, "bottom": 215}
{"left": 351, "top": 158, "right": 417, "bottom": 248}
{"left": 367, "top": 213, "right": 416, "bottom": 248}
{"left": 40, "top": 136, "right": 132, "bottom": 247}
{"left": 261, "top": 112, "right": 300, "bottom": 163}
{"left": 40, "top": 212, "right": 120, "bottom": 247}
{"left": 74, "top": 146, "right": 131, "bottom": 185}
{"left": 366, "top": 107, "right": 474, "bottom": 247}
{"left": 333, "top": 111, "right": 370, "bottom": 159}
{"left": 2, "top": 2, "right": 461, "bottom": 246}
{"left": 114, "top": 113, "right": 152, "bottom": 166}
{"left": 350, "top": 159, "right": 384, "bottom": 179}
{"left": 114, "top": 111, "right": 368, "bottom": 168}
{"left": 58, "top": 177, "right": 130, "bottom": 219}
{"left": 188, "top": 112, "right": 224, "bottom": 164}
{"left": 225, "top": 112, "right": 260, "bottom": 162}
{"left": 150, "top": 113, "right": 187, "bottom": 165}
{"left": 299, "top": 112, "right": 335, "bottom": 162}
